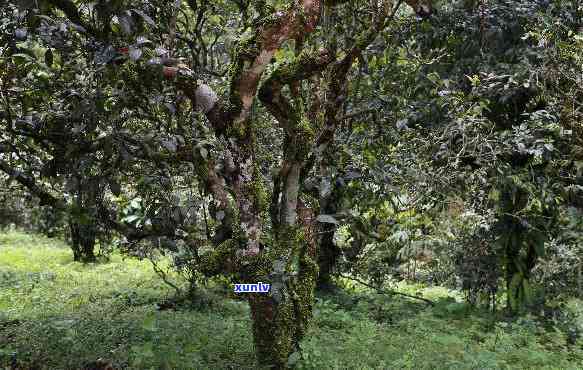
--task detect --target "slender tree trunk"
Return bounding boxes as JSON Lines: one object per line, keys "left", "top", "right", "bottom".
{"left": 69, "top": 220, "right": 82, "bottom": 262}
{"left": 316, "top": 182, "right": 341, "bottom": 290}
{"left": 505, "top": 245, "right": 519, "bottom": 312}
{"left": 316, "top": 225, "right": 339, "bottom": 290}
{"left": 577, "top": 262, "right": 582, "bottom": 298}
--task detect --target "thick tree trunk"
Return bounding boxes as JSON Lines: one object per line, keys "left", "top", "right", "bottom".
{"left": 505, "top": 225, "right": 521, "bottom": 312}
{"left": 68, "top": 176, "right": 99, "bottom": 263}
{"left": 248, "top": 293, "right": 303, "bottom": 369}
{"left": 248, "top": 248, "right": 317, "bottom": 368}
{"left": 505, "top": 228, "right": 536, "bottom": 312}
{"left": 248, "top": 203, "right": 318, "bottom": 368}
{"left": 79, "top": 223, "right": 97, "bottom": 262}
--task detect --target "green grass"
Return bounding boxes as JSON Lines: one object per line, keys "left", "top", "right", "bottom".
{"left": 1, "top": 231, "right": 582, "bottom": 369}
{"left": 0, "top": 231, "right": 254, "bottom": 369}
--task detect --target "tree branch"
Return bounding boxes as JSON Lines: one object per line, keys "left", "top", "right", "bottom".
{"left": 227, "top": 0, "right": 323, "bottom": 130}
{"left": 337, "top": 274, "right": 435, "bottom": 306}
{"left": 0, "top": 159, "right": 66, "bottom": 209}
{"left": 259, "top": 48, "right": 333, "bottom": 130}
{"left": 46, "top": 0, "right": 99, "bottom": 37}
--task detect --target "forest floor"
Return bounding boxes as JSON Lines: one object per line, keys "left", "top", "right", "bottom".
{"left": 0, "top": 231, "right": 581, "bottom": 369}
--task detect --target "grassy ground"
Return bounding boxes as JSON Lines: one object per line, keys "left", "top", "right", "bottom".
{"left": 0, "top": 231, "right": 582, "bottom": 369}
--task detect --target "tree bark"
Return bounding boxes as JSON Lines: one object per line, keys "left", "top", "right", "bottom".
{"left": 316, "top": 184, "right": 341, "bottom": 290}
{"left": 248, "top": 202, "right": 317, "bottom": 368}
{"left": 316, "top": 225, "right": 339, "bottom": 290}
{"left": 69, "top": 219, "right": 97, "bottom": 263}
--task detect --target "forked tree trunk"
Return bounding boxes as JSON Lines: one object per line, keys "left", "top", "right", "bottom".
{"left": 159, "top": 1, "right": 424, "bottom": 366}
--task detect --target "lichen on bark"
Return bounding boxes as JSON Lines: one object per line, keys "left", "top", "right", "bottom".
{"left": 247, "top": 224, "right": 318, "bottom": 368}
{"left": 198, "top": 239, "right": 238, "bottom": 276}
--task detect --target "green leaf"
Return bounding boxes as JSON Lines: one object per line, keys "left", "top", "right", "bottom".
{"left": 488, "top": 188, "right": 500, "bottom": 201}
{"left": 11, "top": 53, "right": 35, "bottom": 65}
{"left": 199, "top": 147, "right": 208, "bottom": 159}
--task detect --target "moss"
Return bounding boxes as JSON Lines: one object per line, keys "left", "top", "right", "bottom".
{"left": 286, "top": 116, "right": 315, "bottom": 162}
{"left": 271, "top": 297, "right": 296, "bottom": 366}
{"left": 249, "top": 292, "right": 297, "bottom": 367}
{"left": 235, "top": 31, "right": 260, "bottom": 61}
{"left": 248, "top": 227, "right": 301, "bottom": 367}
{"left": 251, "top": 165, "right": 269, "bottom": 213}
{"left": 294, "top": 245, "right": 318, "bottom": 337}
{"left": 226, "top": 119, "right": 247, "bottom": 138}
{"left": 198, "top": 239, "right": 238, "bottom": 277}
{"left": 255, "top": 2, "right": 292, "bottom": 29}
{"left": 274, "top": 94, "right": 316, "bottom": 164}
{"left": 273, "top": 226, "right": 301, "bottom": 257}
{"left": 243, "top": 222, "right": 319, "bottom": 367}
{"left": 227, "top": 31, "right": 258, "bottom": 132}
{"left": 297, "top": 116, "right": 315, "bottom": 156}
{"left": 238, "top": 252, "right": 271, "bottom": 282}
{"left": 267, "top": 227, "right": 318, "bottom": 365}
{"left": 292, "top": 224, "right": 319, "bottom": 335}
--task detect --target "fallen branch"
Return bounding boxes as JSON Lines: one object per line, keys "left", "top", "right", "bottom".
{"left": 336, "top": 274, "right": 435, "bottom": 306}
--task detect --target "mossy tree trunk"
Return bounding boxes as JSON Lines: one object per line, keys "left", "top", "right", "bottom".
{"left": 159, "top": 1, "right": 427, "bottom": 367}
{"left": 0, "top": 4, "right": 437, "bottom": 368}
{"left": 248, "top": 220, "right": 317, "bottom": 368}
